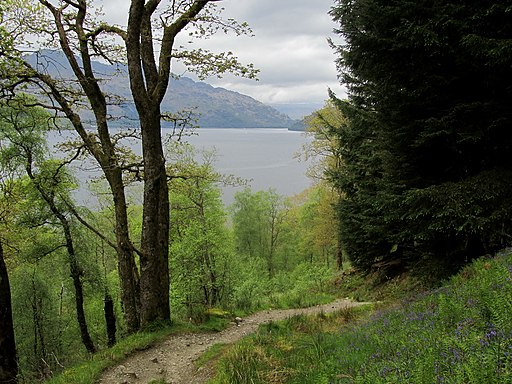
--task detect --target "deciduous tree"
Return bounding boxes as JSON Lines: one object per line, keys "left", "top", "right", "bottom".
{"left": 301, "top": 100, "right": 349, "bottom": 268}
{"left": 168, "top": 143, "right": 234, "bottom": 319}
{"left": 0, "top": 0, "right": 256, "bottom": 330}
{"left": 0, "top": 95, "right": 96, "bottom": 353}
{"left": 232, "top": 188, "right": 289, "bottom": 278}
{"left": 0, "top": 240, "right": 18, "bottom": 383}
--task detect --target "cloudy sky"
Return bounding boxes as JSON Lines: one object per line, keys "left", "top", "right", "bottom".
{"left": 102, "top": 0, "right": 346, "bottom": 117}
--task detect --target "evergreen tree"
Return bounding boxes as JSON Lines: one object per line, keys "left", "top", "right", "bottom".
{"left": 330, "top": 0, "right": 512, "bottom": 268}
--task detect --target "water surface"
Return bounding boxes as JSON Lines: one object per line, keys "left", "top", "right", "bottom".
{"left": 49, "top": 128, "right": 313, "bottom": 206}
{"left": 187, "top": 128, "right": 312, "bottom": 203}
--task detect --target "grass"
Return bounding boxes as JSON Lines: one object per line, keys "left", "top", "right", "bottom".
{"left": 44, "top": 327, "right": 169, "bottom": 384}
{"left": 44, "top": 314, "right": 232, "bottom": 384}
{"left": 43, "top": 263, "right": 338, "bottom": 384}
{"left": 195, "top": 343, "right": 231, "bottom": 374}
{"left": 210, "top": 250, "right": 512, "bottom": 383}
{"left": 209, "top": 305, "right": 373, "bottom": 384}
{"left": 334, "top": 257, "right": 451, "bottom": 304}
{"left": 48, "top": 252, "right": 484, "bottom": 384}
{"left": 231, "top": 263, "right": 340, "bottom": 314}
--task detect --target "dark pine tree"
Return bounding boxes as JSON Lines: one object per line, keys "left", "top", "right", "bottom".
{"left": 330, "top": 0, "right": 512, "bottom": 269}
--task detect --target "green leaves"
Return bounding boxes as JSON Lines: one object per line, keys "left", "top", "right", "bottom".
{"left": 0, "top": 95, "right": 49, "bottom": 171}
{"left": 167, "top": 142, "right": 234, "bottom": 319}
{"left": 175, "top": 48, "right": 259, "bottom": 80}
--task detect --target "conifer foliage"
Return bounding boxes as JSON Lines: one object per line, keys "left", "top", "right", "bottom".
{"left": 329, "top": 0, "right": 512, "bottom": 269}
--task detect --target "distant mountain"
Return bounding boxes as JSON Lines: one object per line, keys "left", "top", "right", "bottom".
{"left": 269, "top": 102, "right": 324, "bottom": 120}
{"left": 288, "top": 119, "right": 307, "bottom": 132}
{"left": 25, "top": 50, "right": 295, "bottom": 129}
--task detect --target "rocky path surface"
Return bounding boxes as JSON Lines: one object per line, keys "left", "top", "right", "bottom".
{"left": 98, "top": 299, "right": 364, "bottom": 384}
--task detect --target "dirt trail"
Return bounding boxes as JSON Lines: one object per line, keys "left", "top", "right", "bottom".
{"left": 98, "top": 299, "right": 364, "bottom": 384}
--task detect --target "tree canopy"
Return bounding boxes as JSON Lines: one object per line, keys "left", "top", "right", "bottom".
{"left": 329, "top": 0, "right": 512, "bottom": 269}
{"left": 0, "top": 0, "right": 257, "bottom": 332}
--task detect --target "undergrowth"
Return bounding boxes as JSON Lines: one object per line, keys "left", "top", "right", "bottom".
{"left": 43, "top": 316, "right": 229, "bottom": 384}
{"left": 211, "top": 250, "right": 512, "bottom": 383}
{"left": 44, "top": 262, "right": 338, "bottom": 384}
{"left": 43, "top": 326, "right": 173, "bottom": 384}
{"left": 231, "top": 262, "right": 338, "bottom": 314}
{"left": 210, "top": 305, "right": 373, "bottom": 384}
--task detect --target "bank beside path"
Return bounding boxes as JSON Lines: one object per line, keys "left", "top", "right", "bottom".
{"left": 98, "top": 298, "right": 365, "bottom": 384}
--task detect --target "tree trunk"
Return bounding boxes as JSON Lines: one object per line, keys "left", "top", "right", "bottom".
{"left": 104, "top": 293, "right": 116, "bottom": 347}
{"left": 40, "top": 1, "right": 142, "bottom": 333}
{"left": 336, "top": 197, "right": 344, "bottom": 270}
{"left": 125, "top": 0, "right": 212, "bottom": 328}
{"left": 69, "top": 261, "right": 96, "bottom": 354}
{"left": 139, "top": 109, "right": 170, "bottom": 326}
{"left": 27, "top": 164, "right": 97, "bottom": 353}
{"left": 336, "top": 243, "right": 343, "bottom": 270}
{"left": 38, "top": 68, "right": 141, "bottom": 334}
{"left": 107, "top": 175, "right": 141, "bottom": 333}
{"left": 30, "top": 273, "right": 45, "bottom": 376}
{"left": 59, "top": 214, "right": 96, "bottom": 354}
{"left": 0, "top": 241, "right": 18, "bottom": 383}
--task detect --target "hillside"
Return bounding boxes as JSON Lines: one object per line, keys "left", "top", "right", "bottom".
{"left": 211, "top": 250, "right": 512, "bottom": 383}
{"left": 25, "top": 50, "right": 295, "bottom": 128}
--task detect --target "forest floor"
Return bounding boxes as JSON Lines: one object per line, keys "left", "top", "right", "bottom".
{"left": 98, "top": 298, "right": 365, "bottom": 384}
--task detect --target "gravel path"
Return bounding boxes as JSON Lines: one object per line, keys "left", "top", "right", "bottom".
{"left": 98, "top": 299, "right": 364, "bottom": 384}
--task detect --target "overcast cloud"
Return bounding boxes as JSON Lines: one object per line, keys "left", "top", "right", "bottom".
{"left": 101, "top": 0, "right": 346, "bottom": 116}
